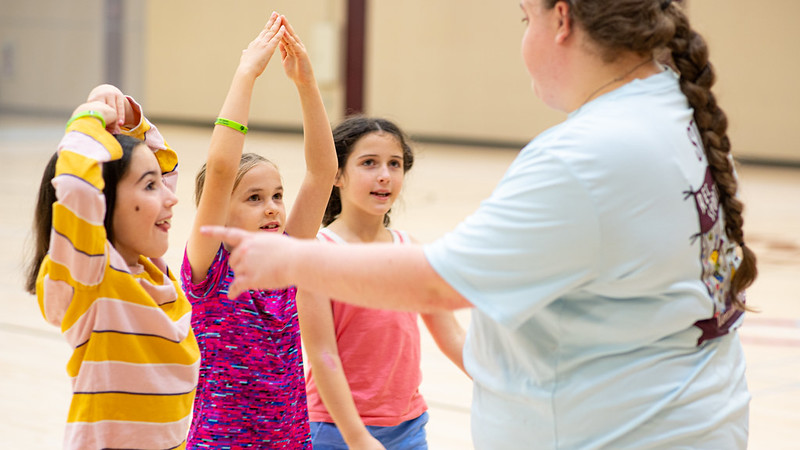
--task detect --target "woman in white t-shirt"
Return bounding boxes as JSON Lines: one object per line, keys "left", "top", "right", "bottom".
{"left": 203, "top": 1, "right": 757, "bottom": 448}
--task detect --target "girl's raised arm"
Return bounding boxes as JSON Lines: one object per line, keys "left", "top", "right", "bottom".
{"left": 278, "top": 16, "right": 337, "bottom": 239}
{"left": 186, "top": 13, "right": 285, "bottom": 282}
{"left": 38, "top": 101, "right": 118, "bottom": 326}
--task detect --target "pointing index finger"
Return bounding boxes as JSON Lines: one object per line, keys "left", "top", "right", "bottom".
{"left": 201, "top": 226, "right": 245, "bottom": 249}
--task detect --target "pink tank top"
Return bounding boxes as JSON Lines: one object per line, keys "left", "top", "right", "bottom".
{"left": 305, "top": 228, "right": 427, "bottom": 426}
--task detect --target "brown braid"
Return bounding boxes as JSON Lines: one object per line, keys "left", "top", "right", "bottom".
{"left": 545, "top": 0, "right": 756, "bottom": 310}
{"left": 663, "top": 4, "right": 756, "bottom": 310}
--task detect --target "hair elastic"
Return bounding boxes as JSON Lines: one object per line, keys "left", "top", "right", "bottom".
{"left": 215, "top": 117, "right": 248, "bottom": 134}
{"left": 66, "top": 110, "right": 106, "bottom": 130}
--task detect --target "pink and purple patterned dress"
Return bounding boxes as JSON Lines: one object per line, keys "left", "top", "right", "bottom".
{"left": 181, "top": 244, "right": 311, "bottom": 448}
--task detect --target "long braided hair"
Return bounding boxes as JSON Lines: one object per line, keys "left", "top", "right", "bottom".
{"left": 544, "top": 0, "right": 756, "bottom": 310}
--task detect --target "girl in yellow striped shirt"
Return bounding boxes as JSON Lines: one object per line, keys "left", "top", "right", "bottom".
{"left": 25, "top": 85, "right": 200, "bottom": 450}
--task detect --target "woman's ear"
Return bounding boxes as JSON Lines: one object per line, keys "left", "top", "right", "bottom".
{"left": 554, "top": 1, "right": 573, "bottom": 44}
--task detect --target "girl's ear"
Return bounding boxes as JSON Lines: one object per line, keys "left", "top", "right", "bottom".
{"left": 333, "top": 168, "right": 345, "bottom": 188}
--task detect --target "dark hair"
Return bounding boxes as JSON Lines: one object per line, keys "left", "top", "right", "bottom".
{"left": 544, "top": 0, "right": 756, "bottom": 310}
{"left": 323, "top": 116, "right": 415, "bottom": 227}
{"left": 193, "top": 152, "right": 277, "bottom": 207}
{"left": 25, "top": 134, "right": 143, "bottom": 294}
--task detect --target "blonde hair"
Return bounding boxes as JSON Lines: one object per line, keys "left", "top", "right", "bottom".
{"left": 194, "top": 152, "right": 279, "bottom": 207}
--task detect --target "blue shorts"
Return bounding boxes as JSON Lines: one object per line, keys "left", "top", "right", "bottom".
{"left": 309, "top": 411, "right": 429, "bottom": 450}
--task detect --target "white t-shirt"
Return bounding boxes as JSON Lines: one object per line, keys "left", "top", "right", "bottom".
{"left": 424, "top": 69, "right": 749, "bottom": 449}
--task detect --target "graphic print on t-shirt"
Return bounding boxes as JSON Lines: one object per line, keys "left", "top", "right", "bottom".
{"left": 685, "top": 166, "right": 743, "bottom": 345}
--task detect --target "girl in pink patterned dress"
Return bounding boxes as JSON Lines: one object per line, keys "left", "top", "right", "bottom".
{"left": 180, "top": 13, "right": 336, "bottom": 448}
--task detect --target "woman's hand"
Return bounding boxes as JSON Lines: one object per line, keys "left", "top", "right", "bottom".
{"left": 279, "top": 15, "right": 316, "bottom": 87}
{"left": 201, "top": 226, "right": 293, "bottom": 297}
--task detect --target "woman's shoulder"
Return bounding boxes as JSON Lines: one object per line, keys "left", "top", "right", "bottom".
{"left": 525, "top": 95, "right": 682, "bottom": 173}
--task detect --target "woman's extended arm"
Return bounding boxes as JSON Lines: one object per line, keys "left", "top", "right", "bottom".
{"left": 201, "top": 228, "right": 472, "bottom": 312}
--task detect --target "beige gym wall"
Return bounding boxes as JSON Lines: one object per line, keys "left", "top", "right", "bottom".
{"left": 144, "top": 0, "right": 800, "bottom": 162}
{"left": 1, "top": 1, "right": 797, "bottom": 162}
{"left": 685, "top": 0, "right": 799, "bottom": 163}
{"left": 365, "top": 0, "right": 799, "bottom": 161}
{"left": 143, "top": 0, "right": 345, "bottom": 131}
{"left": 0, "top": 0, "right": 144, "bottom": 112}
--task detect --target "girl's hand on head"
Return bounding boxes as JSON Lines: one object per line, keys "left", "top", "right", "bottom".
{"left": 278, "top": 15, "right": 315, "bottom": 87}
{"left": 86, "top": 84, "right": 127, "bottom": 131}
{"left": 71, "top": 101, "right": 118, "bottom": 132}
{"left": 238, "top": 11, "right": 286, "bottom": 79}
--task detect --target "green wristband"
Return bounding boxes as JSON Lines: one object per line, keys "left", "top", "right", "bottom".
{"left": 215, "top": 117, "right": 248, "bottom": 134}
{"left": 66, "top": 110, "right": 106, "bottom": 130}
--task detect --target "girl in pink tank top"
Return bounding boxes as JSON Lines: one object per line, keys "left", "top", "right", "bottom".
{"left": 298, "top": 117, "right": 468, "bottom": 449}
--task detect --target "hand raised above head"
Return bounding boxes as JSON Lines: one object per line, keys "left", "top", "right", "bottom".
{"left": 238, "top": 11, "right": 286, "bottom": 79}
{"left": 278, "top": 15, "right": 315, "bottom": 87}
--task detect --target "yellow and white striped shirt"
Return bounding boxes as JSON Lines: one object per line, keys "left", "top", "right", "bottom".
{"left": 36, "top": 104, "right": 199, "bottom": 450}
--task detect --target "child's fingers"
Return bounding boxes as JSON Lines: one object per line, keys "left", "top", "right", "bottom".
{"left": 281, "top": 29, "right": 298, "bottom": 48}
{"left": 245, "top": 19, "right": 285, "bottom": 61}
{"left": 260, "top": 24, "right": 285, "bottom": 50}
{"left": 280, "top": 14, "right": 299, "bottom": 39}
{"left": 100, "top": 105, "right": 119, "bottom": 129}
{"left": 263, "top": 11, "right": 279, "bottom": 34}
{"left": 73, "top": 102, "right": 118, "bottom": 131}
{"left": 281, "top": 34, "right": 303, "bottom": 57}
{"left": 272, "top": 25, "right": 287, "bottom": 44}
{"left": 267, "top": 13, "right": 283, "bottom": 38}
{"left": 87, "top": 86, "right": 127, "bottom": 126}
{"left": 115, "top": 94, "right": 126, "bottom": 126}
{"left": 254, "top": 11, "right": 280, "bottom": 43}
{"left": 281, "top": 33, "right": 296, "bottom": 53}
